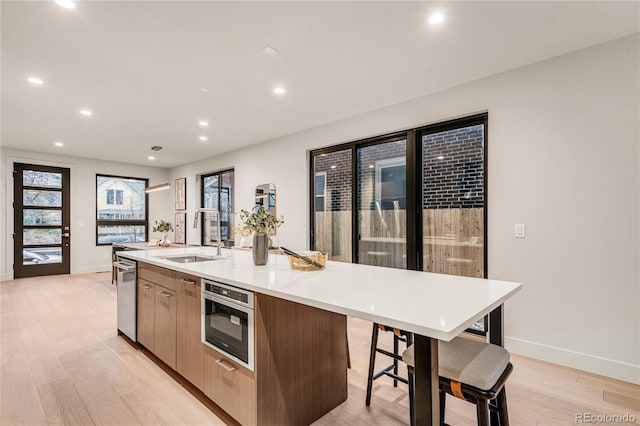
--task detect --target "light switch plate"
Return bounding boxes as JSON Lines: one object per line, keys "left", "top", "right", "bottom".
{"left": 514, "top": 224, "right": 526, "bottom": 238}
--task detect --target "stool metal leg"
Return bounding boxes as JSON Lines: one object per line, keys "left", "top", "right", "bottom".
{"left": 365, "top": 323, "right": 380, "bottom": 406}
{"left": 393, "top": 333, "right": 399, "bottom": 387}
{"left": 439, "top": 391, "right": 446, "bottom": 425}
{"left": 497, "top": 388, "right": 509, "bottom": 426}
{"left": 408, "top": 368, "right": 415, "bottom": 426}
{"left": 476, "top": 400, "right": 490, "bottom": 426}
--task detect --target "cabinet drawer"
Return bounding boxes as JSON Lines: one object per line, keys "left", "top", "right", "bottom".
{"left": 203, "top": 347, "right": 256, "bottom": 425}
{"left": 154, "top": 287, "right": 177, "bottom": 369}
{"left": 139, "top": 263, "right": 176, "bottom": 290}
{"left": 137, "top": 279, "right": 155, "bottom": 351}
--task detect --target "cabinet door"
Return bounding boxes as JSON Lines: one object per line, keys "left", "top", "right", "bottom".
{"left": 154, "top": 286, "right": 177, "bottom": 369}
{"left": 203, "top": 347, "right": 256, "bottom": 426}
{"left": 137, "top": 279, "right": 155, "bottom": 351}
{"left": 176, "top": 273, "right": 204, "bottom": 390}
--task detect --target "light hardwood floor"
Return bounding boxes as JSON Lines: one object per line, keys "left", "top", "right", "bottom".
{"left": 1, "top": 272, "right": 638, "bottom": 425}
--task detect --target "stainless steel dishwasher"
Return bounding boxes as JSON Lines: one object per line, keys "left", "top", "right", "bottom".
{"left": 114, "top": 256, "right": 137, "bottom": 342}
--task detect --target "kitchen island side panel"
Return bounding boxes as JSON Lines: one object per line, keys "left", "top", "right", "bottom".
{"left": 255, "top": 293, "right": 348, "bottom": 426}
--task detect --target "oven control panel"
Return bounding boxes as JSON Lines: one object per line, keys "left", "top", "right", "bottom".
{"left": 203, "top": 280, "right": 253, "bottom": 308}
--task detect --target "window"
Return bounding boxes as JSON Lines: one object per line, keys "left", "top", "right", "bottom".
{"left": 201, "top": 169, "right": 234, "bottom": 246}
{"left": 96, "top": 175, "right": 148, "bottom": 245}
{"left": 310, "top": 113, "right": 487, "bottom": 332}
{"left": 314, "top": 172, "right": 326, "bottom": 212}
{"left": 106, "top": 189, "right": 123, "bottom": 205}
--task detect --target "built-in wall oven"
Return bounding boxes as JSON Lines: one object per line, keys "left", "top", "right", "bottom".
{"left": 201, "top": 279, "right": 254, "bottom": 371}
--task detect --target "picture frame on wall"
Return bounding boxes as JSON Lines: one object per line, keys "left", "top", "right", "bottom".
{"left": 175, "top": 177, "right": 186, "bottom": 210}
{"left": 175, "top": 212, "right": 186, "bottom": 244}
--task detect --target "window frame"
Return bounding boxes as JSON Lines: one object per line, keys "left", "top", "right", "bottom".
{"left": 95, "top": 174, "right": 149, "bottom": 246}
{"left": 314, "top": 171, "right": 327, "bottom": 212}
{"left": 200, "top": 168, "right": 235, "bottom": 246}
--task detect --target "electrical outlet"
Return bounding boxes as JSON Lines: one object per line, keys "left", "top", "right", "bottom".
{"left": 514, "top": 224, "right": 526, "bottom": 238}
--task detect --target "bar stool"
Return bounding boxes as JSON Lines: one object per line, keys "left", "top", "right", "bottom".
{"left": 403, "top": 337, "right": 513, "bottom": 426}
{"left": 365, "top": 323, "right": 413, "bottom": 406}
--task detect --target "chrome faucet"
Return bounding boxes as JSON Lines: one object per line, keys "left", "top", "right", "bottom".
{"left": 193, "top": 208, "right": 222, "bottom": 256}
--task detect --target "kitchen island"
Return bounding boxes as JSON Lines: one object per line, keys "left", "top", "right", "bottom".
{"left": 118, "top": 246, "right": 521, "bottom": 426}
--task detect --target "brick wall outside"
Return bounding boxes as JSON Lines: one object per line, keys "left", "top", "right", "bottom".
{"left": 422, "top": 125, "right": 484, "bottom": 209}
{"left": 314, "top": 149, "right": 352, "bottom": 211}
{"left": 313, "top": 125, "right": 484, "bottom": 211}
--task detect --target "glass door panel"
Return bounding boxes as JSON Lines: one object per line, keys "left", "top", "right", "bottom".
{"left": 311, "top": 149, "right": 352, "bottom": 262}
{"left": 421, "top": 122, "right": 486, "bottom": 332}
{"left": 357, "top": 139, "right": 407, "bottom": 269}
{"left": 14, "top": 163, "right": 70, "bottom": 278}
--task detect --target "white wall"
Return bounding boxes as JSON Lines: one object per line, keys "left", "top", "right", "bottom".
{"left": 168, "top": 35, "right": 640, "bottom": 383}
{"left": 0, "top": 149, "right": 172, "bottom": 279}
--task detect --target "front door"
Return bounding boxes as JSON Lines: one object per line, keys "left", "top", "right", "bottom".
{"left": 13, "top": 163, "right": 71, "bottom": 278}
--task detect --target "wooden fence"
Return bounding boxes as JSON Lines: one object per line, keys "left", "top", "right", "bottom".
{"left": 314, "top": 208, "right": 484, "bottom": 277}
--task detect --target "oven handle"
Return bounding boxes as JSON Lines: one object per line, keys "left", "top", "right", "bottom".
{"left": 216, "top": 358, "right": 237, "bottom": 372}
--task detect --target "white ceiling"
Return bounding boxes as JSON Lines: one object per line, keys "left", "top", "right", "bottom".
{"left": 2, "top": 1, "right": 638, "bottom": 168}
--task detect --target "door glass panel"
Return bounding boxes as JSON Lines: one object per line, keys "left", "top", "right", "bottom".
{"left": 97, "top": 225, "right": 146, "bottom": 244}
{"left": 23, "top": 209, "right": 62, "bottom": 226}
{"left": 22, "top": 171, "right": 62, "bottom": 188}
{"left": 23, "top": 190, "right": 62, "bottom": 207}
{"left": 422, "top": 124, "right": 485, "bottom": 332}
{"left": 23, "top": 228, "right": 62, "bottom": 245}
{"left": 22, "top": 247, "right": 62, "bottom": 265}
{"left": 313, "top": 149, "right": 352, "bottom": 262}
{"left": 357, "top": 140, "right": 407, "bottom": 268}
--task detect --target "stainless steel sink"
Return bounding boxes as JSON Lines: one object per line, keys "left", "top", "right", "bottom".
{"left": 159, "top": 255, "right": 223, "bottom": 263}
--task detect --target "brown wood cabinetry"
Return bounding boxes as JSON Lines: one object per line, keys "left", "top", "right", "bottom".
{"left": 203, "top": 347, "right": 257, "bottom": 426}
{"left": 176, "top": 272, "right": 204, "bottom": 389}
{"left": 154, "top": 286, "right": 177, "bottom": 369}
{"left": 135, "top": 261, "right": 347, "bottom": 426}
{"left": 137, "top": 279, "right": 156, "bottom": 351}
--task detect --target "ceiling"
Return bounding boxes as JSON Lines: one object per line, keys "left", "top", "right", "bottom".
{"left": 2, "top": 1, "right": 638, "bottom": 168}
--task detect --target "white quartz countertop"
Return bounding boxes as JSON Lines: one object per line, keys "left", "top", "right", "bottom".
{"left": 118, "top": 247, "right": 522, "bottom": 341}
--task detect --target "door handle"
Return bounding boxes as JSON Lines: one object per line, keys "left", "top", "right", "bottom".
{"left": 158, "top": 291, "right": 172, "bottom": 297}
{"left": 181, "top": 278, "right": 197, "bottom": 285}
{"left": 139, "top": 284, "right": 152, "bottom": 289}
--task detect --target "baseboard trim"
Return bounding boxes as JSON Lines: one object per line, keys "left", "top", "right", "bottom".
{"left": 72, "top": 265, "right": 111, "bottom": 274}
{"left": 506, "top": 336, "right": 640, "bottom": 385}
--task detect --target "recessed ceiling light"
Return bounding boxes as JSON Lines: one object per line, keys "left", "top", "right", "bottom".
{"left": 273, "top": 86, "right": 286, "bottom": 95}
{"left": 330, "top": 165, "right": 337, "bottom": 169}
{"left": 53, "top": 141, "right": 64, "bottom": 147}
{"left": 368, "top": 164, "right": 374, "bottom": 169}
{"left": 199, "top": 136, "right": 208, "bottom": 141}
{"left": 198, "top": 121, "right": 209, "bottom": 127}
{"left": 429, "top": 13, "right": 445, "bottom": 25}
{"left": 200, "top": 87, "right": 211, "bottom": 93}
{"left": 27, "top": 77, "right": 44, "bottom": 85}
{"left": 79, "top": 109, "right": 92, "bottom": 116}
{"left": 148, "top": 156, "right": 155, "bottom": 160}
{"left": 55, "top": 0, "right": 76, "bottom": 9}
{"left": 261, "top": 46, "right": 280, "bottom": 55}
{"left": 437, "top": 155, "right": 445, "bottom": 160}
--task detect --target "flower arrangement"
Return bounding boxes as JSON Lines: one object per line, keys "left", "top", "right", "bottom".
{"left": 239, "top": 206, "right": 284, "bottom": 235}
{"left": 152, "top": 220, "right": 173, "bottom": 246}
{"left": 152, "top": 220, "right": 173, "bottom": 233}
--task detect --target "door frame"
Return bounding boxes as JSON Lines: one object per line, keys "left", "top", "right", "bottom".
{"left": 0, "top": 156, "right": 77, "bottom": 281}
{"left": 12, "top": 161, "right": 71, "bottom": 278}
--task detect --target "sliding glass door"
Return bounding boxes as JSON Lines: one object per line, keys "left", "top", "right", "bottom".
{"left": 357, "top": 138, "right": 407, "bottom": 269}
